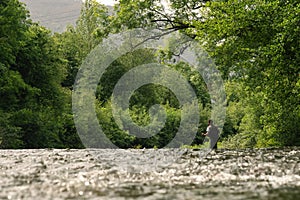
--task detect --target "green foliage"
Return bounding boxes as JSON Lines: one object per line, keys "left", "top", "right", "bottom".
{"left": 112, "top": 0, "right": 300, "bottom": 148}
{"left": 93, "top": 49, "right": 210, "bottom": 148}
{"left": 95, "top": 101, "right": 135, "bottom": 148}
{"left": 55, "top": 0, "right": 111, "bottom": 89}
{"left": 1, "top": 0, "right": 299, "bottom": 149}
{"left": 0, "top": 0, "right": 29, "bottom": 67}
{"left": 0, "top": 110, "right": 23, "bottom": 148}
{"left": 0, "top": 0, "right": 83, "bottom": 148}
{"left": 201, "top": 0, "right": 300, "bottom": 147}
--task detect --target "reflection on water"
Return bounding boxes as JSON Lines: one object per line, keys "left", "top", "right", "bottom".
{"left": 0, "top": 148, "right": 299, "bottom": 199}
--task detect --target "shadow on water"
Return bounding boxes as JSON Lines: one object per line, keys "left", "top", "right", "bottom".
{"left": 0, "top": 147, "right": 299, "bottom": 199}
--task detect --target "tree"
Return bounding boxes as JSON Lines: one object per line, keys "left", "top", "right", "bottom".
{"left": 111, "top": 0, "right": 300, "bottom": 147}
{"left": 195, "top": 0, "right": 300, "bottom": 147}
{"left": 0, "top": 0, "right": 84, "bottom": 148}
{"left": 56, "top": 0, "right": 111, "bottom": 89}
{"left": 0, "top": 0, "right": 32, "bottom": 148}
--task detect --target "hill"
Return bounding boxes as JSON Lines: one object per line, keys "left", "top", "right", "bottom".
{"left": 20, "top": 0, "right": 82, "bottom": 33}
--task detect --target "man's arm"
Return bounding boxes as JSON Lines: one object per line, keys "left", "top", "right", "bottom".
{"left": 202, "top": 126, "right": 210, "bottom": 136}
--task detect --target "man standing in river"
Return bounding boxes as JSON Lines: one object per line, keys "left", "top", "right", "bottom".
{"left": 202, "top": 120, "right": 219, "bottom": 150}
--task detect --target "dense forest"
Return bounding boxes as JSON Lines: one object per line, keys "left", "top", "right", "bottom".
{"left": 0, "top": 0, "right": 299, "bottom": 149}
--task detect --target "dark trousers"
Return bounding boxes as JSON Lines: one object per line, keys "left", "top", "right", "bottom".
{"left": 210, "top": 137, "right": 218, "bottom": 149}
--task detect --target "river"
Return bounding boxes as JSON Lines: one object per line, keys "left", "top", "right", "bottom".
{"left": 0, "top": 148, "right": 299, "bottom": 199}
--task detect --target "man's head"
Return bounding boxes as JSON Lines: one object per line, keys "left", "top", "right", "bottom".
{"left": 208, "top": 119, "right": 213, "bottom": 125}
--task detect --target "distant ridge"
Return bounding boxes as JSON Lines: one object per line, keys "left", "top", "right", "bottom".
{"left": 20, "top": 0, "right": 82, "bottom": 33}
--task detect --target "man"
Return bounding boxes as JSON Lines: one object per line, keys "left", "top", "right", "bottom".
{"left": 202, "top": 119, "right": 219, "bottom": 149}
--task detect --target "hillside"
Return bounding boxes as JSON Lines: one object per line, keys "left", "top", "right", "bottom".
{"left": 20, "top": 0, "right": 82, "bottom": 33}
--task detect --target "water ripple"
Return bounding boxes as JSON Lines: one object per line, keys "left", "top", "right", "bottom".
{"left": 0, "top": 148, "right": 299, "bottom": 199}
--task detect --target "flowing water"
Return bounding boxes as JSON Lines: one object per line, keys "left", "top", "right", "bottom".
{"left": 0, "top": 148, "right": 299, "bottom": 199}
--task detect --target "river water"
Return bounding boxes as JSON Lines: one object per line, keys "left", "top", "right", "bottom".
{"left": 0, "top": 148, "right": 299, "bottom": 199}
